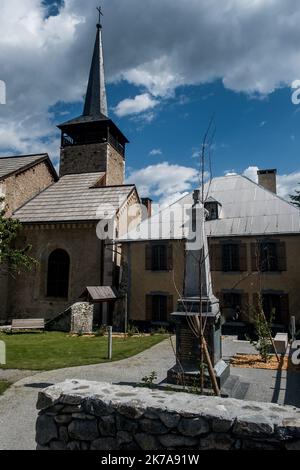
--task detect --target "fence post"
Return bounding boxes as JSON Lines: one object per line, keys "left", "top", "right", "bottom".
{"left": 107, "top": 326, "right": 112, "bottom": 360}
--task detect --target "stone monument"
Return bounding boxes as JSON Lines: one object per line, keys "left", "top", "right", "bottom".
{"left": 168, "top": 191, "right": 230, "bottom": 389}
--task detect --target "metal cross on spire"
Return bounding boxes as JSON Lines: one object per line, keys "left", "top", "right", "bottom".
{"left": 96, "top": 6, "right": 103, "bottom": 28}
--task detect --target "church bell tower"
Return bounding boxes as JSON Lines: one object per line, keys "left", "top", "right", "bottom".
{"left": 58, "top": 8, "right": 128, "bottom": 185}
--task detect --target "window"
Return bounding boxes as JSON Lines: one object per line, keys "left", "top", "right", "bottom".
{"left": 259, "top": 241, "right": 278, "bottom": 272}
{"left": 205, "top": 202, "right": 219, "bottom": 221}
{"left": 146, "top": 244, "right": 173, "bottom": 271}
{"left": 152, "top": 245, "right": 167, "bottom": 271}
{"left": 146, "top": 294, "right": 173, "bottom": 322}
{"left": 47, "top": 249, "right": 70, "bottom": 298}
{"left": 152, "top": 295, "right": 168, "bottom": 322}
{"left": 222, "top": 244, "right": 240, "bottom": 271}
{"left": 222, "top": 292, "right": 242, "bottom": 321}
{"left": 262, "top": 294, "right": 289, "bottom": 324}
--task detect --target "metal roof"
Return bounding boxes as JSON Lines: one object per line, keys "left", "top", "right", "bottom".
{"left": 13, "top": 172, "right": 135, "bottom": 223}
{"left": 0, "top": 154, "right": 56, "bottom": 181}
{"left": 119, "top": 174, "right": 300, "bottom": 242}
{"left": 80, "top": 286, "right": 117, "bottom": 303}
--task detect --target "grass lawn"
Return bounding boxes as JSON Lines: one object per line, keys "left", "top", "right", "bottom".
{"left": 0, "top": 381, "right": 11, "bottom": 395}
{"left": 0, "top": 332, "right": 167, "bottom": 371}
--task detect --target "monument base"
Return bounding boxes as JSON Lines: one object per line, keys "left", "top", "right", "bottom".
{"left": 167, "top": 359, "right": 230, "bottom": 390}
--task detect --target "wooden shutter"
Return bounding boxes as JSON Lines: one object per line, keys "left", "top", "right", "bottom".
{"left": 167, "top": 244, "right": 173, "bottom": 271}
{"left": 167, "top": 295, "right": 174, "bottom": 318}
{"left": 241, "top": 293, "right": 249, "bottom": 321}
{"left": 216, "top": 292, "right": 224, "bottom": 311}
{"left": 239, "top": 244, "right": 247, "bottom": 272}
{"left": 252, "top": 293, "right": 260, "bottom": 314}
{"left": 145, "top": 295, "right": 153, "bottom": 321}
{"left": 209, "top": 244, "right": 222, "bottom": 271}
{"left": 277, "top": 242, "right": 287, "bottom": 271}
{"left": 251, "top": 243, "right": 259, "bottom": 272}
{"left": 145, "top": 244, "right": 152, "bottom": 270}
{"left": 280, "top": 294, "right": 289, "bottom": 325}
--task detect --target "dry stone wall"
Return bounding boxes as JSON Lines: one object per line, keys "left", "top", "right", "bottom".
{"left": 36, "top": 380, "right": 300, "bottom": 451}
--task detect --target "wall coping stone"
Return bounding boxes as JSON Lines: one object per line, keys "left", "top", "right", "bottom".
{"left": 36, "top": 380, "right": 300, "bottom": 450}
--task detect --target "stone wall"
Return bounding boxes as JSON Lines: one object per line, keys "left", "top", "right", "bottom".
{"left": 106, "top": 145, "right": 124, "bottom": 186}
{"left": 5, "top": 224, "right": 103, "bottom": 322}
{"left": 36, "top": 380, "right": 300, "bottom": 451}
{"left": 59, "top": 143, "right": 107, "bottom": 177}
{"left": 3, "top": 160, "right": 56, "bottom": 217}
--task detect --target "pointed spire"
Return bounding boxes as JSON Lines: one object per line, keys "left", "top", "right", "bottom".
{"left": 83, "top": 7, "right": 108, "bottom": 118}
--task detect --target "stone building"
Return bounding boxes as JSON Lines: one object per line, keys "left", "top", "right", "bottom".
{"left": 0, "top": 19, "right": 140, "bottom": 324}
{"left": 119, "top": 171, "right": 300, "bottom": 332}
{"left": 0, "top": 154, "right": 57, "bottom": 216}
{"left": 0, "top": 154, "right": 57, "bottom": 319}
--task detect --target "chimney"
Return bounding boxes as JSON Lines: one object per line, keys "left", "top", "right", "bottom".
{"left": 257, "top": 169, "right": 277, "bottom": 194}
{"left": 141, "top": 197, "right": 152, "bottom": 218}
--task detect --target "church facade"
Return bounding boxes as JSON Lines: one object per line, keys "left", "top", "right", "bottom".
{"left": 0, "top": 19, "right": 141, "bottom": 324}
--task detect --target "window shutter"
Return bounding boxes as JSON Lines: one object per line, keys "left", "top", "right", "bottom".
{"left": 251, "top": 243, "right": 259, "bottom": 272}
{"left": 145, "top": 244, "right": 152, "bottom": 270}
{"left": 216, "top": 292, "right": 224, "bottom": 310}
{"left": 167, "top": 244, "right": 173, "bottom": 271}
{"left": 210, "top": 244, "right": 222, "bottom": 271}
{"left": 277, "top": 242, "right": 287, "bottom": 271}
{"left": 241, "top": 293, "right": 249, "bottom": 321}
{"left": 167, "top": 295, "right": 174, "bottom": 317}
{"left": 280, "top": 294, "right": 289, "bottom": 325}
{"left": 252, "top": 293, "right": 260, "bottom": 314}
{"left": 145, "top": 295, "right": 153, "bottom": 321}
{"left": 239, "top": 244, "right": 247, "bottom": 272}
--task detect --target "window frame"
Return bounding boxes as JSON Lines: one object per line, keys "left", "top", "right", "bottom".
{"left": 222, "top": 243, "right": 240, "bottom": 272}
{"left": 151, "top": 244, "right": 168, "bottom": 271}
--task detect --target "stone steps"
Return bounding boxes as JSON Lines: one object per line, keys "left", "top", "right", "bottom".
{"left": 221, "top": 375, "right": 249, "bottom": 400}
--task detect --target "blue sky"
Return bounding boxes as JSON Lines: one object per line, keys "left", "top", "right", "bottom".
{"left": 1, "top": 0, "right": 300, "bottom": 204}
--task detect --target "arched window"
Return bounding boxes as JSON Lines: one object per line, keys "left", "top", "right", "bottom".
{"left": 47, "top": 249, "right": 70, "bottom": 298}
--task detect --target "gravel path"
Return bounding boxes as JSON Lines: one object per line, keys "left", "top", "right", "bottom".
{"left": 0, "top": 337, "right": 175, "bottom": 450}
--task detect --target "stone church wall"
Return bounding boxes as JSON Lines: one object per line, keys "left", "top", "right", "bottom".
{"left": 5, "top": 224, "right": 104, "bottom": 322}
{"left": 3, "top": 160, "right": 55, "bottom": 217}
{"left": 36, "top": 380, "right": 300, "bottom": 451}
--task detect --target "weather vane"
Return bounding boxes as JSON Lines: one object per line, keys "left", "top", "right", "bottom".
{"left": 97, "top": 6, "right": 103, "bottom": 27}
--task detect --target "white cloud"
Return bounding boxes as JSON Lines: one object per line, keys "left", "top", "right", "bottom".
{"left": 242, "top": 166, "right": 259, "bottom": 183}
{"left": 113, "top": 93, "right": 159, "bottom": 117}
{"left": 278, "top": 172, "right": 300, "bottom": 199}
{"left": 126, "top": 161, "right": 199, "bottom": 204}
{"left": 2, "top": 0, "right": 300, "bottom": 159}
{"left": 149, "top": 148, "right": 162, "bottom": 156}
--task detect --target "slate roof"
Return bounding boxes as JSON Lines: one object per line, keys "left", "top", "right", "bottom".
{"left": 119, "top": 174, "right": 300, "bottom": 242}
{"left": 13, "top": 172, "right": 135, "bottom": 223}
{"left": 0, "top": 154, "right": 57, "bottom": 180}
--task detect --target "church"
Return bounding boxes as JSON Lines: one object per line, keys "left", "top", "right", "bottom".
{"left": 0, "top": 17, "right": 141, "bottom": 325}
